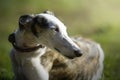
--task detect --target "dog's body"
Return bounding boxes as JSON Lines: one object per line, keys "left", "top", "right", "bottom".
{"left": 9, "top": 11, "right": 104, "bottom": 80}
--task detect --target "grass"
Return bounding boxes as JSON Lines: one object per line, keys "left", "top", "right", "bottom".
{"left": 0, "top": 0, "right": 120, "bottom": 80}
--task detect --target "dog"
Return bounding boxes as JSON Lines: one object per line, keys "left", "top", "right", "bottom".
{"left": 8, "top": 11, "right": 104, "bottom": 80}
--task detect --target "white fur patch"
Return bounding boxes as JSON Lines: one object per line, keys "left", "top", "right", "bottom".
{"left": 92, "top": 44, "right": 104, "bottom": 80}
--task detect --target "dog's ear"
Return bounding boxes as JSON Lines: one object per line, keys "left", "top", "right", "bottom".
{"left": 19, "top": 15, "right": 33, "bottom": 30}
{"left": 43, "top": 11, "right": 54, "bottom": 16}
{"left": 8, "top": 33, "right": 15, "bottom": 43}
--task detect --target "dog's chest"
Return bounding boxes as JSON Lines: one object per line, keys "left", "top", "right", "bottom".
{"left": 13, "top": 48, "right": 50, "bottom": 80}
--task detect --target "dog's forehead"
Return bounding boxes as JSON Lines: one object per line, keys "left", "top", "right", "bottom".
{"left": 36, "top": 13, "right": 67, "bottom": 34}
{"left": 37, "top": 13, "right": 66, "bottom": 30}
{"left": 36, "top": 14, "right": 64, "bottom": 26}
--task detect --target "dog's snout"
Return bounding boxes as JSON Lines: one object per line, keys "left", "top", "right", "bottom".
{"left": 74, "top": 49, "right": 83, "bottom": 57}
{"left": 19, "top": 15, "right": 33, "bottom": 26}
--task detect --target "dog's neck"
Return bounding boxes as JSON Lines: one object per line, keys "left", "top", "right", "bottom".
{"left": 12, "top": 43, "right": 44, "bottom": 52}
{"left": 10, "top": 41, "right": 49, "bottom": 80}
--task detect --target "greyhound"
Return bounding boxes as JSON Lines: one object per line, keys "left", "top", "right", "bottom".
{"left": 8, "top": 11, "right": 104, "bottom": 80}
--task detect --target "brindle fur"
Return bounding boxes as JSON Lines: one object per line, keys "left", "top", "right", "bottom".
{"left": 11, "top": 37, "right": 103, "bottom": 80}
{"left": 41, "top": 37, "right": 103, "bottom": 80}
{"left": 9, "top": 11, "right": 104, "bottom": 80}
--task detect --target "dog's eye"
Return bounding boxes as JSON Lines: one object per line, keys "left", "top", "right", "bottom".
{"left": 54, "top": 27, "right": 59, "bottom": 32}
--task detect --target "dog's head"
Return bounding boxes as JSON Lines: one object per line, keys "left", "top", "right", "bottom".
{"left": 9, "top": 11, "right": 83, "bottom": 58}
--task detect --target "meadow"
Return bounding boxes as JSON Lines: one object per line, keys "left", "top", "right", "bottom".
{"left": 0, "top": 0, "right": 120, "bottom": 80}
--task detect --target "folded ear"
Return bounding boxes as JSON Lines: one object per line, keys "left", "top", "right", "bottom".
{"left": 43, "top": 11, "right": 54, "bottom": 16}
{"left": 8, "top": 33, "right": 15, "bottom": 43}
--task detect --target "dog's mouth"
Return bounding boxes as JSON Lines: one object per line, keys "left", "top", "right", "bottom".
{"left": 8, "top": 33, "right": 44, "bottom": 52}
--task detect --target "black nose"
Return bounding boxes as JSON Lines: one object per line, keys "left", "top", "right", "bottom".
{"left": 74, "top": 50, "right": 83, "bottom": 57}
{"left": 19, "top": 15, "right": 33, "bottom": 26}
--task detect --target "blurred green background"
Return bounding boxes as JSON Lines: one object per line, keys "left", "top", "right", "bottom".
{"left": 0, "top": 0, "right": 120, "bottom": 80}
